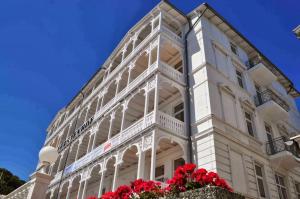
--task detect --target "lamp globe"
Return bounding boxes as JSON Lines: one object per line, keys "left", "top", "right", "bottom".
{"left": 39, "top": 146, "right": 58, "bottom": 164}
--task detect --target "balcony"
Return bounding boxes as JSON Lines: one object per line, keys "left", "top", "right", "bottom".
{"left": 266, "top": 136, "right": 300, "bottom": 169}
{"left": 246, "top": 57, "right": 277, "bottom": 86}
{"left": 254, "top": 89, "right": 290, "bottom": 121}
{"left": 51, "top": 110, "right": 185, "bottom": 185}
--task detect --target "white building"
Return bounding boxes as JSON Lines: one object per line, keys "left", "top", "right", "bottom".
{"left": 5, "top": 1, "right": 300, "bottom": 199}
{"left": 293, "top": 25, "right": 300, "bottom": 39}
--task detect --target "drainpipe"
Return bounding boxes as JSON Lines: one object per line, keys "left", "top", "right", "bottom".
{"left": 184, "top": 7, "right": 208, "bottom": 163}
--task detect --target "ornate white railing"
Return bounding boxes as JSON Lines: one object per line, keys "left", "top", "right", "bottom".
{"left": 46, "top": 22, "right": 184, "bottom": 143}
{"left": 57, "top": 60, "right": 185, "bottom": 152}
{"left": 159, "top": 61, "right": 184, "bottom": 83}
{"left": 51, "top": 110, "right": 185, "bottom": 185}
{"left": 3, "top": 181, "right": 34, "bottom": 199}
{"left": 157, "top": 111, "right": 185, "bottom": 136}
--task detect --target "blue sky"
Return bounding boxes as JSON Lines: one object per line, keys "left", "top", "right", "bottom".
{"left": 0, "top": 0, "right": 299, "bottom": 181}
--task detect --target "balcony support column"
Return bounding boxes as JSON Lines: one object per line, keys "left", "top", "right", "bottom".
{"left": 75, "top": 139, "right": 83, "bottom": 161}
{"left": 86, "top": 133, "right": 94, "bottom": 153}
{"left": 143, "top": 86, "right": 149, "bottom": 126}
{"left": 76, "top": 180, "right": 84, "bottom": 199}
{"left": 66, "top": 184, "right": 72, "bottom": 199}
{"left": 98, "top": 170, "right": 106, "bottom": 197}
{"left": 95, "top": 94, "right": 102, "bottom": 112}
{"left": 127, "top": 64, "right": 134, "bottom": 85}
{"left": 154, "top": 75, "right": 160, "bottom": 122}
{"left": 81, "top": 177, "right": 90, "bottom": 199}
{"left": 84, "top": 104, "right": 91, "bottom": 122}
{"left": 120, "top": 101, "right": 128, "bottom": 132}
{"left": 112, "top": 163, "right": 120, "bottom": 191}
{"left": 137, "top": 150, "right": 145, "bottom": 179}
{"left": 150, "top": 130, "right": 157, "bottom": 181}
{"left": 115, "top": 75, "right": 121, "bottom": 96}
{"left": 107, "top": 111, "right": 116, "bottom": 139}
{"left": 66, "top": 121, "right": 73, "bottom": 138}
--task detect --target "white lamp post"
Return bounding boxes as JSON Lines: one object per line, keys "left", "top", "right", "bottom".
{"left": 39, "top": 146, "right": 59, "bottom": 174}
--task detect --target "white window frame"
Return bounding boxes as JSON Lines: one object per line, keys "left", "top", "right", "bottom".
{"left": 254, "top": 163, "right": 267, "bottom": 198}
{"left": 173, "top": 102, "right": 184, "bottom": 122}
{"left": 275, "top": 173, "right": 288, "bottom": 199}
{"left": 244, "top": 111, "right": 255, "bottom": 137}
{"left": 236, "top": 69, "right": 244, "bottom": 89}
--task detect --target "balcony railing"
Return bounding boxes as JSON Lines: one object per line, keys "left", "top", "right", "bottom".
{"left": 266, "top": 136, "right": 300, "bottom": 158}
{"left": 58, "top": 61, "right": 185, "bottom": 152}
{"left": 51, "top": 110, "right": 185, "bottom": 185}
{"left": 254, "top": 89, "right": 290, "bottom": 112}
{"left": 46, "top": 23, "right": 184, "bottom": 144}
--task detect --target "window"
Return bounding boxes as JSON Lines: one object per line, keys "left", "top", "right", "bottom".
{"left": 174, "top": 158, "right": 185, "bottom": 171}
{"left": 255, "top": 164, "right": 267, "bottom": 198}
{"left": 155, "top": 165, "right": 165, "bottom": 182}
{"left": 174, "top": 103, "right": 184, "bottom": 122}
{"left": 230, "top": 42, "right": 238, "bottom": 55}
{"left": 265, "top": 123, "right": 273, "bottom": 142}
{"left": 245, "top": 111, "right": 254, "bottom": 137}
{"left": 295, "top": 182, "right": 300, "bottom": 199}
{"left": 174, "top": 60, "right": 183, "bottom": 73}
{"left": 236, "top": 70, "right": 244, "bottom": 88}
{"left": 275, "top": 174, "right": 288, "bottom": 199}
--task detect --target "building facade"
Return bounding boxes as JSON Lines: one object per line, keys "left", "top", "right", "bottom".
{"left": 5, "top": 1, "right": 300, "bottom": 199}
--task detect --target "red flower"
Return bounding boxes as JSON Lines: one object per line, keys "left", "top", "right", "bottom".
{"left": 101, "top": 191, "right": 115, "bottom": 199}
{"left": 114, "top": 185, "right": 132, "bottom": 199}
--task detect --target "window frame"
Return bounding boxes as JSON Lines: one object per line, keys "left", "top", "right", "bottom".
{"left": 275, "top": 173, "right": 288, "bottom": 199}
{"left": 173, "top": 102, "right": 184, "bottom": 122}
{"left": 236, "top": 69, "right": 244, "bottom": 89}
{"left": 155, "top": 165, "right": 165, "bottom": 182}
{"left": 244, "top": 111, "right": 255, "bottom": 137}
{"left": 254, "top": 163, "right": 267, "bottom": 198}
{"left": 230, "top": 42, "right": 238, "bottom": 56}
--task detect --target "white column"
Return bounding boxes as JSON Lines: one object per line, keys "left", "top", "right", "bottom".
{"left": 95, "top": 95, "right": 102, "bottom": 112}
{"left": 87, "top": 133, "right": 94, "bottom": 152}
{"left": 143, "top": 87, "right": 149, "bottom": 126}
{"left": 66, "top": 121, "right": 73, "bottom": 138}
{"left": 154, "top": 75, "right": 159, "bottom": 122}
{"left": 137, "top": 151, "right": 145, "bottom": 179}
{"left": 84, "top": 105, "right": 91, "bottom": 121}
{"left": 107, "top": 111, "right": 115, "bottom": 139}
{"left": 75, "top": 139, "right": 82, "bottom": 160}
{"left": 66, "top": 185, "right": 72, "bottom": 199}
{"left": 150, "top": 131, "right": 157, "bottom": 180}
{"left": 127, "top": 66, "right": 133, "bottom": 86}
{"left": 120, "top": 102, "right": 127, "bottom": 132}
{"left": 115, "top": 77, "right": 121, "bottom": 96}
{"left": 98, "top": 170, "right": 106, "bottom": 197}
{"left": 76, "top": 181, "right": 84, "bottom": 199}
{"left": 147, "top": 47, "right": 152, "bottom": 67}
{"left": 81, "top": 177, "right": 89, "bottom": 199}
{"left": 112, "top": 163, "right": 119, "bottom": 191}
{"left": 57, "top": 153, "right": 64, "bottom": 172}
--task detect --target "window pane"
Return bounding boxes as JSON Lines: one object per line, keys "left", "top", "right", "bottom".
{"left": 255, "top": 165, "right": 263, "bottom": 177}
{"left": 155, "top": 165, "right": 164, "bottom": 177}
{"left": 174, "top": 158, "right": 185, "bottom": 171}
{"left": 247, "top": 121, "right": 254, "bottom": 136}
{"left": 257, "top": 179, "right": 266, "bottom": 197}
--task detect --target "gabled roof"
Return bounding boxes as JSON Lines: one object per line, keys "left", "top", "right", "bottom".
{"left": 188, "top": 3, "right": 300, "bottom": 98}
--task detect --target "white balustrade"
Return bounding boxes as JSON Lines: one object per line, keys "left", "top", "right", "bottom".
{"left": 161, "top": 26, "right": 183, "bottom": 45}
{"left": 4, "top": 181, "right": 34, "bottom": 199}
{"left": 159, "top": 61, "right": 184, "bottom": 83}
{"left": 50, "top": 111, "right": 185, "bottom": 186}
{"left": 157, "top": 111, "right": 185, "bottom": 136}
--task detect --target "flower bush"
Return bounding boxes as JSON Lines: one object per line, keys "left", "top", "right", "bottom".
{"left": 86, "top": 163, "right": 232, "bottom": 199}
{"left": 165, "top": 163, "right": 232, "bottom": 196}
